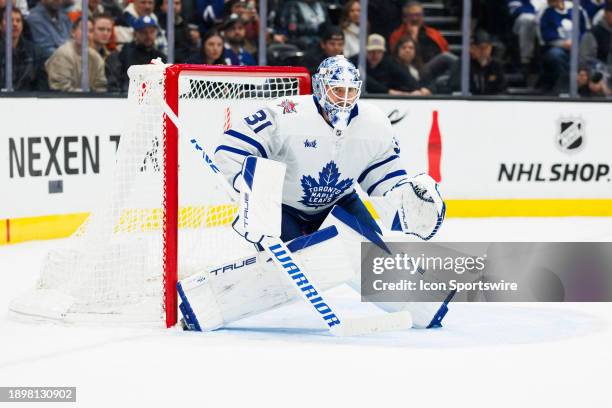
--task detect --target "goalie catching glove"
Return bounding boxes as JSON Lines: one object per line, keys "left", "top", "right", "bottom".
{"left": 231, "top": 155, "right": 285, "bottom": 244}
{"left": 378, "top": 173, "right": 446, "bottom": 240}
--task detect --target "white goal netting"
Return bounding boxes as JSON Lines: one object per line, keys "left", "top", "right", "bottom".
{"left": 10, "top": 64, "right": 308, "bottom": 326}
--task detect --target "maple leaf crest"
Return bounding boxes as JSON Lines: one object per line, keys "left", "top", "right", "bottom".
{"left": 299, "top": 161, "right": 353, "bottom": 208}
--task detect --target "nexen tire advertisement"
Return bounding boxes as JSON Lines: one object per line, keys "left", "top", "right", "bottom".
{"left": 0, "top": 99, "right": 123, "bottom": 218}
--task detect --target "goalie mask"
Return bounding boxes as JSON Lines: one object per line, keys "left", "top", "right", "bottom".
{"left": 312, "top": 56, "right": 362, "bottom": 131}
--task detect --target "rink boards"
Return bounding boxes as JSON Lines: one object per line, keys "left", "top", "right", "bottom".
{"left": 1, "top": 96, "right": 611, "bottom": 243}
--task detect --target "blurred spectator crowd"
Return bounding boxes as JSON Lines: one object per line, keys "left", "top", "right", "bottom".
{"left": 0, "top": 0, "right": 611, "bottom": 96}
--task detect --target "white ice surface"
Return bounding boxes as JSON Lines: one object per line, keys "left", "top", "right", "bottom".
{"left": 1, "top": 217, "right": 612, "bottom": 408}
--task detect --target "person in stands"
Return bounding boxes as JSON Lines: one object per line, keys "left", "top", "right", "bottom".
{"left": 105, "top": 15, "right": 167, "bottom": 92}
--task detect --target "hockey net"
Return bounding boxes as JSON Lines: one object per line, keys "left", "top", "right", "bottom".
{"left": 10, "top": 64, "right": 311, "bottom": 327}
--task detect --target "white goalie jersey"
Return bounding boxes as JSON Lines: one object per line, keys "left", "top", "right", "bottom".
{"left": 215, "top": 94, "right": 408, "bottom": 215}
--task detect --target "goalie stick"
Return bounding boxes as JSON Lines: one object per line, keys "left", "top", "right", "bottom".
{"left": 160, "top": 99, "right": 412, "bottom": 336}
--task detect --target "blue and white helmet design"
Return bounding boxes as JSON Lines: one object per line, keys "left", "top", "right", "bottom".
{"left": 312, "top": 56, "right": 362, "bottom": 130}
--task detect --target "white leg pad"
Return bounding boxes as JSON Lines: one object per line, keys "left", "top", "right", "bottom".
{"left": 177, "top": 225, "right": 355, "bottom": 331}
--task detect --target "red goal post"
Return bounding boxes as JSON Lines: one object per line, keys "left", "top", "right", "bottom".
{"left": 152, "top": 64, "right": 311, "bottom": 327}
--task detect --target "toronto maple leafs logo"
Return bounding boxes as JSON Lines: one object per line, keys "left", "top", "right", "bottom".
{"left": 299, "top": 162, "right": 353, "bottom": 208}
{"left": 278, "top": 99, "right": 298, "bottom": 114}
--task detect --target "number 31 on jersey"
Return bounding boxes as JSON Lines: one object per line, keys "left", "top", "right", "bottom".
{"left": 244, "top": 110, "right": 273, "bottom": 134}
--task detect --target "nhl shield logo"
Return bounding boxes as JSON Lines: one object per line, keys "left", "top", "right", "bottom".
{"left": 278, "top": 99, "right": 298, "bottom": 114}
{"left": 556, "top": 116, "right": 585, "bottom": 153}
